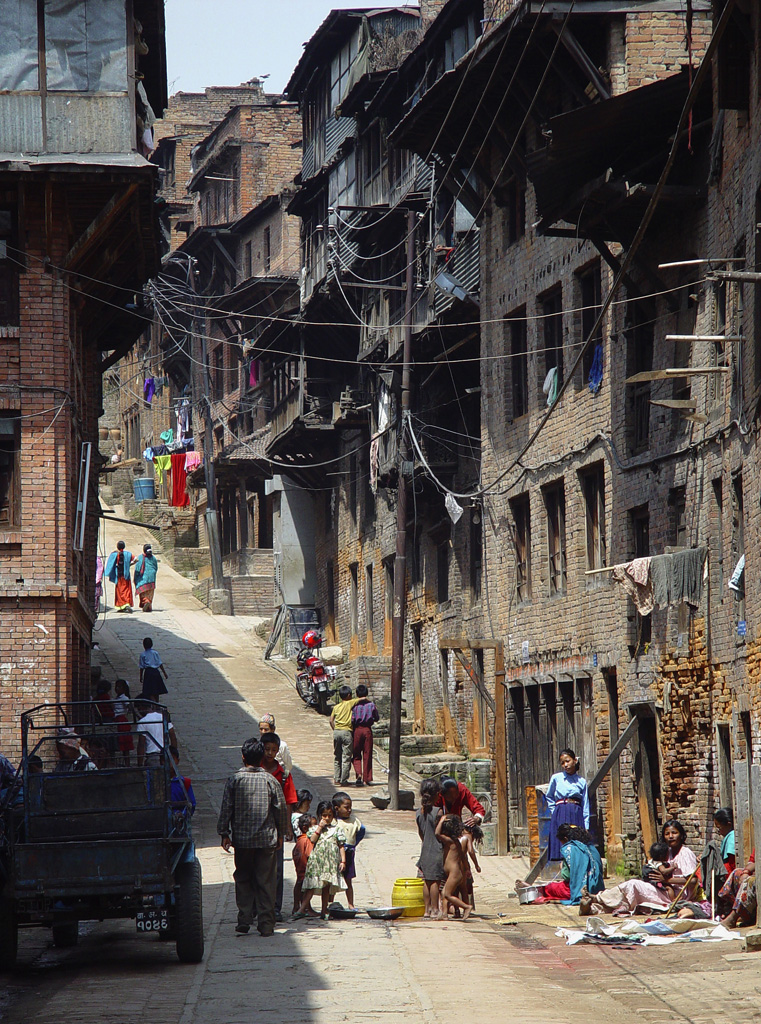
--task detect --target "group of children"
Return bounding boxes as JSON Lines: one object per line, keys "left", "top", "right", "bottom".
{"left": 291, "top": 788, "right": 366, "bottom": 919}
{"left": 417, "top": 778, "right": 482, "bottom": 920}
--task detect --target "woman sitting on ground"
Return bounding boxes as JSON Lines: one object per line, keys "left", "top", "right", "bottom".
{"left": 583, "top": 820, "right": 699, "bottom": 916}
{"left": 519, "top": 824, "right": 603, "bottom": 906}
{"left": 719, "top": 849, "right": 756, "bottom": 928}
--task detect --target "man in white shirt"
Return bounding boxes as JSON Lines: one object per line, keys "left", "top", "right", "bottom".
{"left": 135, "top": 698, "right": 175, "bottom": 767}
{"left": 258, "top": 713, "right": 293, "bottom": 774}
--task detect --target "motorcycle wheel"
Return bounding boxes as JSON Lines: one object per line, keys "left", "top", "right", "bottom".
{"left": 295, "top": 674, "right": 310, "bottom": 705}
{"left": 317, "top": 690, "right": 331, "bottom": 716}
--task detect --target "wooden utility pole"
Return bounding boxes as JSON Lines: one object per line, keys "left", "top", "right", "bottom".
{"left": 388, "top": 209, "right": 416, "bottom": 810}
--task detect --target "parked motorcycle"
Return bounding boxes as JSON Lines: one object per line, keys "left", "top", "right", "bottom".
{"left": 295, "top": 629, "right": 336, "bottom": 715}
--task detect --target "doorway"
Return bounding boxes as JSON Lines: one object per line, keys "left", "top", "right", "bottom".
{"left": 630, "top": 703, "right": 663, "bottom": 851}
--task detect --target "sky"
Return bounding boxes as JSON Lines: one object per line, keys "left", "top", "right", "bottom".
{"left": 164, "top": 1, "right": 400, "bottom": 96}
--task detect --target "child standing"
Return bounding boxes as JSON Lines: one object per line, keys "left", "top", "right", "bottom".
{"left": 417, "top": 779, "right": 445, "bottom": 918}
{"left": 291, "top": 789, "right": 313, "bottom": 840}
{"left": 139, "top": 637, "right": 169, "bottom": 698}
{"left": 332, "top": 791, "right": 365, "bottom": 909}
{"left": 296, "top": 800, "right": 347, "bottom": 919}
{"left": 351, "top": 684, "right": 379, "bottom": 786}
{"left": 458, "top": 821, "right": 483, "bottom": 908}
{"left": 113, "top": 679, "right": 134, "bottom": 766}
{"left": 292, "top": 813, "right": 317, "bottom": 917}
{"left": 435, "top": 814, "right": 472, "bottom": 920}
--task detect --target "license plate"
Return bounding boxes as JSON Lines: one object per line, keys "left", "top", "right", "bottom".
{"left": 136, "top": 908, "right": 169, "bottom": 932}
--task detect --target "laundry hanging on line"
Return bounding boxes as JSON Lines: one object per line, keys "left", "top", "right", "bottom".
{"left": 728, "top": 554, "right": 745, "bottom": 597}
{"left": 610, "top": 547, "right": 707, "bottom": 615}
{"left": 143, "top": 377, "right": 156, "bottom": 404}
{"left": 587, "top": 343, "right": 604, "bottom": 395}
{"left": 543, "top": 366, "right": 559, "bottom": 407}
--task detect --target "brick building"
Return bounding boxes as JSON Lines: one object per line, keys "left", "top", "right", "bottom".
{"left": 0, "top": 0, "right": 166, "bottom": 757}
{"left": 107, "top": 82, "right": 303, "bottom": 614}
{"left": 392, "top": 0, "right": 761, "bottom": 868}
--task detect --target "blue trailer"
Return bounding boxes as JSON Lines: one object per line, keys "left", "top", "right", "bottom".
{"left": 0, "top": 702, "right": 204, "bottom": 968}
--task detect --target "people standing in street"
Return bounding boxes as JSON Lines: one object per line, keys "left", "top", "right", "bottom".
{"left": 434, "top": 777, "right": 485, "bottom": 826}
{"left": 332, "top": 791, "right": 365, "bottom": 909}
{"left": 94, "top": 555, "right": 104, "bottom": 614}
{"left": 417, "top": 779, "right": 445, "bottom": 919}
{"left": 105, "top": 540, "right": 133, "bottom": 612}
{"left": 258, "top": 712, "right": 293, "bottom": 773}
{"left": 434, "top": 814, "right": 472, "bottom": 920}
{"left": 330, "top": 685, "right": 358, "bottom": 786}
{"left": 217, "top": 737, "right": 287, "bottom": 937}
{"left": 292, "top": 813, "right": 316, "bottom": 917}
{"left": 135, "top": 698, "right": 174, "bottom": 767}
{"left": 169, "top": 746, "right": 196, "bottom": 816}
{"left": 294, "top": 800, "right": 347, "bottom": 920}
{"left": 113, "top": 679, "right": 134, "bottom": 766}
{"left": 351, "top": 684, "right": 379, "bottom": 786}
{"left": 545, "top": 749, "right": 590, "bottom": 861}
{"left": 261, "top": 732, "right": 297, "bottom": 922}
{"left": 291, "top": 789, "right": 313, "bottom": 839}
{"left": 132, "top": 543, "right": 159, "bottom": 612}
{"left": 139, "top": 637, "right": 169, "bottom": 698}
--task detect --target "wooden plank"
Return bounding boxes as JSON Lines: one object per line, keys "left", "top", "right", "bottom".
{"left": 63, "top": 184, "right": 138, "bottom": 269}
{"left": 626, "top": 367, "right": 730, "bottom": 383}
{"left": 665, "top": 334, "right": 744, "bottom": 342}
{"left": 452, "top": 647, "right": 496, "bottom": 715}
{"left": 440, "top": 636, "right": 501, "bottom": 649}
{"left": 524, "top": 845, "right": 549, "bottom": 885}
{"left": 681, "top": 412, "right": 709, "bottom": 424}
{"left": 635, "top": 730, "right": 657, "bottom": 851}
{"left": 494, "top": 643, "right": 509, "bottom": 855}
{"left": 650, "top": 399, "right": 697, "bottom": 410}
{"left": 588, "top": 716, "right": 639, "bottom": 796}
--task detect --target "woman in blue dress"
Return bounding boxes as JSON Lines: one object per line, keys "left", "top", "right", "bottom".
{"left": 546, "top": 748, "right": 590, "bottom": 861}
{"left": 132, "top": 543, "right": 159, "bottom": 612}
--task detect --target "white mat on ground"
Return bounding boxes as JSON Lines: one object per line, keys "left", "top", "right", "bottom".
{"left": 557, "top": 917, "right": 742, "bottom": 946}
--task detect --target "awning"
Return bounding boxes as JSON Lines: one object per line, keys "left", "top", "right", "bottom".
{"left": 527, "top": 67, "right": 713, "bottom": 238}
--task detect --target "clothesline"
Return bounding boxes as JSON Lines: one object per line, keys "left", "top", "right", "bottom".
{"left": 595, "top": 547, "right": 708, "bottom": 615}
{"left": 585, "top": 548, "right": 708, "bottom": 576}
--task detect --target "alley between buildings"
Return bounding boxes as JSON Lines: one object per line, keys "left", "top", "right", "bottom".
{"left": 2, "top": 518, "right": 760, "bottom": 1024}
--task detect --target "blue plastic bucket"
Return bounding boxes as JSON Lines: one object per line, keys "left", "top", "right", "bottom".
{"left": 133, "top": 477, "right": 156, "bottom": 502}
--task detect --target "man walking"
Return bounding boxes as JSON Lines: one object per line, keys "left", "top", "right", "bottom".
{"left": 330, "top": 685, "right": 358, "bottom": 786}
{"left": 217, "top": 738, "right": 287, "bottom": 937}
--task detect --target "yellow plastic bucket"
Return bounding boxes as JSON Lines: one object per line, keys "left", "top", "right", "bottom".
{"left": 391, "top": 877, "right": 425, "bottom": 917}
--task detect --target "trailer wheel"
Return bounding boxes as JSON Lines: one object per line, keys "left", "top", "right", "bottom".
{"left": 0, "top": 899, "right": 18, "bottom": 970}
{"left": 52, "top": 922, "right": 79, "bottom": 948}
{"left": 175, "top": 858, "right": 204, "bottom": 963}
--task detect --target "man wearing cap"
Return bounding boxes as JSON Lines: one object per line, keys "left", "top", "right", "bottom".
{"left": 435, "top": 777, "right": 485, "bottom": 826}
{"left": 258, "top": 713, "right": 293, "bottom": 774}
{"left": 55, "top": 730, "right": 97, "bottom": 772}
{"left": 132, "top": 542, "right": 159, "bottom": 612}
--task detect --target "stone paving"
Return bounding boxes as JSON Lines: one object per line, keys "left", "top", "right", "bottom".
{"left": 2, "top": 513, "right": 761, "bottom": 1023}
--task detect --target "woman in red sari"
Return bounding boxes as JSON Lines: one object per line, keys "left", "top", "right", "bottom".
{"left": 105, "top": 541, "right": 133, "bottom": 612}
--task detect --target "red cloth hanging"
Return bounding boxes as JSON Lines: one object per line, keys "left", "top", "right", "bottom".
{"left": 170, "top": 452, "right": 189, "bottom": 507}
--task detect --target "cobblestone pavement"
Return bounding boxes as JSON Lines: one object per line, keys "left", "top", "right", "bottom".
{"left": 3, "top": 515, "right": 761, "bottom": 1023}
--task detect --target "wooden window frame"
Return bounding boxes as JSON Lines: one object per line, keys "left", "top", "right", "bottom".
{"left": 582, "top": 464, "right": 606, "bottom": 571}
{"left": 544, "top": 482, "right": 567, "bottom": 596}
{"left": 510, "top": 492, "right": 532, "bottom": 603}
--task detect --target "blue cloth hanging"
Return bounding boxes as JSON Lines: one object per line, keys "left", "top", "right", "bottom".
{"left": 588, "top": 343, "right": 603, "bottom": 395}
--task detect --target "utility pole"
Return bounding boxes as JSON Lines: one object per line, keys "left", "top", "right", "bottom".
{"left": 389, "top": 209, "right": 416, "bottom": 810}
{"left": 188, "top": 259, "right": 229, "bottom": 614}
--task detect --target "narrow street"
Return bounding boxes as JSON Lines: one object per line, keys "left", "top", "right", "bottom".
{"left": 2, "top": 517, "right": 759, "bottom": 1024}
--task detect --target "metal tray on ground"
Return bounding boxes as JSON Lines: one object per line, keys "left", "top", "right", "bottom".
{"left": 366, "top": 906, "right": 406, "bottom": 920}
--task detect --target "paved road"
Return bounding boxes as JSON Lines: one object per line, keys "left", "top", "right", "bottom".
{"left": 2, "top": 514, "right": 760, "bottom": 1023}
